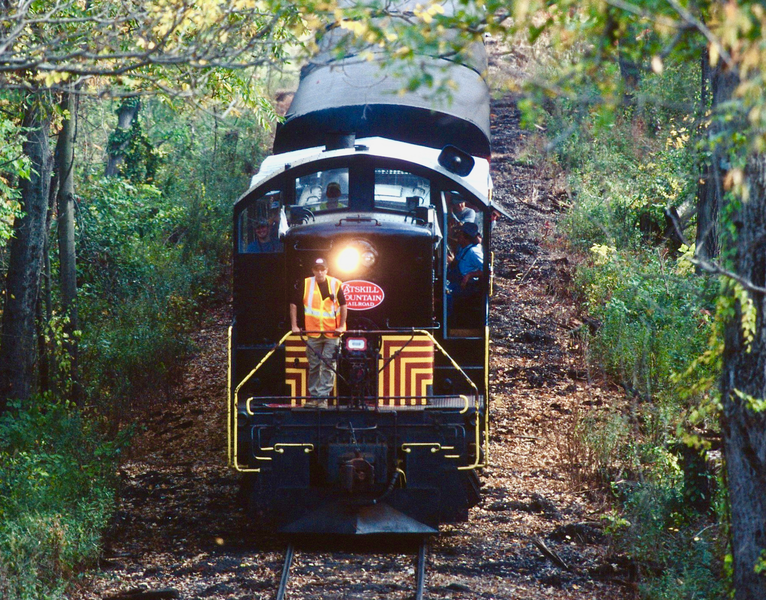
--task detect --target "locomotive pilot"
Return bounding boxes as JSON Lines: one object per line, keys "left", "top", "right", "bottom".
{"left": 290, "top": 258, "right": 347, "bottom": 408}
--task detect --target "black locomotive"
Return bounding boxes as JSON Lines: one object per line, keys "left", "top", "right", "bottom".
{"left": 228, "top": 1, "right": 505, "bottom": 534}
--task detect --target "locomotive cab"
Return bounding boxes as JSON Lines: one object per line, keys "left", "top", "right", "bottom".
{"left": 233, "top": 141, "right": 491, "bottom": 387}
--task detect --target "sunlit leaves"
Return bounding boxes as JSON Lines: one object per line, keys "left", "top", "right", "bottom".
{"left": 0, "top": 0, "right": 308, "bottom": 105}
{"left": 413, "top": 2, "right": 444, "bottom": 24}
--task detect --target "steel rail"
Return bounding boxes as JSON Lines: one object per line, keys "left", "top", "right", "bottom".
{"left": 276, "top": 543, "right": 294, "bottom": 600}
{"left": 274, "top": 541, "right": 428, "bottom": 600}
{"left": 416, "top": 540, "right": 427, "bottom": 600}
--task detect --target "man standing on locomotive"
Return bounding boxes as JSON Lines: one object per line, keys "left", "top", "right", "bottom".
{"left": 290, "top": 258, "right": 347, "bottom": 408}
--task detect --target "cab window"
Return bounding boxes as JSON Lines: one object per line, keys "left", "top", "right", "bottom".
{"left": 374, "top": 169, "right": 430, "bottom": 211}
{"left": 444, "top": 189, "right": 483, "bottom": 254}
{"left": 294, "top": 168, "right": 349, "bottom": 214}
{"left": 238, "top": 190, "right": 285, "bottom": 253}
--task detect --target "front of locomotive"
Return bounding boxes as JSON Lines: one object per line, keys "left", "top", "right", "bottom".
{"left": 229, "top": 0, "right": 496, "bottom": 535}
{"left": 229, "top": 137, "right": 492, "bottom": 534}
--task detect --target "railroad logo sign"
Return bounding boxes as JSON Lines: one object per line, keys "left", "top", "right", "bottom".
{"left": 342, "top": 280, "right": 385, "bottom": 310}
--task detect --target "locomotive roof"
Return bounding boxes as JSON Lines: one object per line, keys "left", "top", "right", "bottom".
{"left": 273, "top": 1, "right": 491, "bottom": 157}
{"left": 274, "top": 56, "right": 490, "bottom": 158}
{"left": 244, "top": 136, "right": 494, "bottom": 209}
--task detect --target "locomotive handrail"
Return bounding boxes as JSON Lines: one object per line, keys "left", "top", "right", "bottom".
{"left": 291, "top": 242, "right": 332, "bottom": 251}
{"left": 490, "top": 251, "right": 495, "bottom": 296}
{"left": 229, "top": 328, "right": 485, "bottom": 472}
{"left": 228, "top": 326, "right": 233, "bottom": 466}
{"left": 274, "top": 443, "right": 314, "bottom": 454}
{"left": 295, "top": 328, "right": 436, "bottom": 334}
{"left": 244, "top": 395, "right": 476, "bottom": 413}
{"left": 401, "top": 443, "right": 455, "bottom": 454}
{"left": 274, "top": 327, "right": 443, "bottom": 339}
{"left": 377, "top": 332, "right": 417, "bottom": 376}
{"left": 411, "top": 330, "right": 478, "bottom": 397}
{"left": 412, "top": 329, "right": 484, "bottom": 472}
{"left": 384, "top": 322, "right": 441, "bottom": 331}
{"left": 337, "top": 216, "right": 380, "bottom": 226}
{"left": 230, "top": 329, "right": 294, "bottom": 472}
{"left": 335, "top": 423, "right": 378, "bottom": 432}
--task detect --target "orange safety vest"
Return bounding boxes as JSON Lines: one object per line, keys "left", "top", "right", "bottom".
{"left": 303, "top": 275, "right": 343, "bottom": 337}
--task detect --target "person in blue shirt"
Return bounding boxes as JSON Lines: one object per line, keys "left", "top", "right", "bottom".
{"left": 446, "top": 221, "right": 484, "bottom": 317}
{"left": 246, "top": 219, "right": 283, "bottom": 253}
{"left": 448, "top": 191, "right": 476, "bottom": 225}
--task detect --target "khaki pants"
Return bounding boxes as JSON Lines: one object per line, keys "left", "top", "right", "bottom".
{"left": 305, "top": 335, "right": 339, "bottom": 398}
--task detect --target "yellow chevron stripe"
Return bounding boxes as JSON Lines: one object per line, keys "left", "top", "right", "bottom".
{"left": 377, "top": 335, "right": 434, "bottom": 404}
{"left": 408, "top": 367, "right": 433, "bottom": 398}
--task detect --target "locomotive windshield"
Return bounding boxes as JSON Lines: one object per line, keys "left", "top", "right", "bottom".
{"left": 374, "top": 169, "right": 430, "bottom": 211}
{"left": 295, "top": 168, "right": 349, "bottom": 211}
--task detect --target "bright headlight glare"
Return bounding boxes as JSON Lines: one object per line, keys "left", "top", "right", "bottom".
{"left": 338, "top": 247, "right": 360, "bottom": 272}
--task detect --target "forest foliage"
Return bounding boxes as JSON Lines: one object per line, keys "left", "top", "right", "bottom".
{"left": 505, "top": 2, "right": 766, "bottom": 598}
{"left": 0, "top": 400, "right": 120, "bottom": 599}
{"left": 538, "top": 63, "right": 726, "bottom": 598}
{"left": 0, "top": 1, "right": 283, "bottom": 592}
{"left": 0, "top": 96, "right": 271, "bottom": 596}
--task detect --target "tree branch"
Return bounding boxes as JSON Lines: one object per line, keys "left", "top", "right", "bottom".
{"left": 665, "top": 207, "right": 766, "bottom": 295}
{"left": 664, "top": 0, "right": 734, "bottom": 69}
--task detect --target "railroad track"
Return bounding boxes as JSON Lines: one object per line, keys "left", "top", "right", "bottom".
{"left": 276, "top": 539, "right": 428, "bottom": 600}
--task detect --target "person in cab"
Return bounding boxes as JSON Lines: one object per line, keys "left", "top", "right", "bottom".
{"left": 448, "top": 191, "right": 476, "bottom": 225}
{"left": 446, "top": 222, "right": 484, "bottom": 317}
{"left": 323, "top": 182, "right": 343, "bottom": 210}
{"left": 246, "top": 219, "right": 282, "bottom": 253}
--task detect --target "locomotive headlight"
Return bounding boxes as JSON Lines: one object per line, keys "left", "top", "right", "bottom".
{"left": 337, "top": 239, "right": 377, "bottom": 273}
{"left": 361, "top": 251, "right": 376, "bottom": 268}
{"left": 338, "top": 247, "right": 360, "bottom": 272}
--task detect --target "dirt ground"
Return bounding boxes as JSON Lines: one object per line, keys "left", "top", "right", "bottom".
{"left": 69, "top": 42, "right": 634, "bottom": 600}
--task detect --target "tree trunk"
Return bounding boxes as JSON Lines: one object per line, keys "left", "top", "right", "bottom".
{"left": 721, "top": 152, "right": 766, "bottom": 600}
{"left": 37, "top": 159, "right": 57, "bottom": 395}
{"left": 696, "top": 63, "right": 739, "bottom": 262}
{"left": 55, "top": 91, "right": 80, "bottom": 401}
{"left": 0, "top": 99, "right": 52, "bottom": 409}
{"left": 37, "top": 248, "right": 51, "bottom": 394}
{"left": 105, "top": 98, "right": 140, "bottom": 177}
{"left": 618, "top": 55, "right": 640, "bottom": 107}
